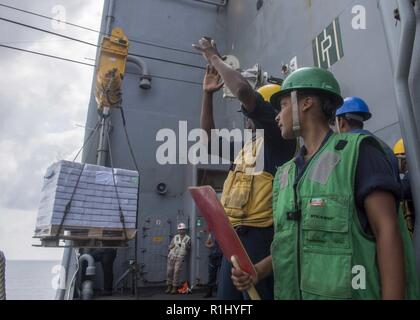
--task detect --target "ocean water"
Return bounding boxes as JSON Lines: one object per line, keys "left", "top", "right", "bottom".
{"left": 5, "top": 260, "right": 61, "bottom": 300}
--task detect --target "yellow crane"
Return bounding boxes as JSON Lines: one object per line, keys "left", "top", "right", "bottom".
{"left": 94, "top": 27, "right": 129, "bottom": 165}
{"left": 95, "top": 27, "right": 129, "bottom": 110}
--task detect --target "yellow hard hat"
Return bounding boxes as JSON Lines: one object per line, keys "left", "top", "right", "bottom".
{"left": 257, "top": 84, "right": 281, "bottom": 103}
{"left": 394, "top": 139, "right": 405, "bottom": 155}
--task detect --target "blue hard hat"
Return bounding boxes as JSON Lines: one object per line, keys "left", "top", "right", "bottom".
{"left": 336, "top": 97, "right": 372, "bottom": 121}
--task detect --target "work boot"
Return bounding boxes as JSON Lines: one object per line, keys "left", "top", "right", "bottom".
{"left": 165, "top": 285, "right": 172, "bottom": 294}
{"left": 170, "top": 286, "right": 178, "bottom": 295}
{"left": 203, "top": 287, "right": 213, "bottom": 298}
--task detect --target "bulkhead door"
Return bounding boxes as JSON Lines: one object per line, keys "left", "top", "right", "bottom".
{"left": 138, "top": 215, "right": 172, "bottom": 284}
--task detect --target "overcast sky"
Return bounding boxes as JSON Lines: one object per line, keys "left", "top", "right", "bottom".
{"left": 0, "top": 0, "right": 104, "bottom": 260}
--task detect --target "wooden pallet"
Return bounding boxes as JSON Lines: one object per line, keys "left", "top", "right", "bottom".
{"left": 34, "top": 225, "right": 137, "bottom": 241}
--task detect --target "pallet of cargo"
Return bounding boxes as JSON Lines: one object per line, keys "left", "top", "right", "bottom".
{"left": 34, "top": 160, "right": 139, "bottom": 247}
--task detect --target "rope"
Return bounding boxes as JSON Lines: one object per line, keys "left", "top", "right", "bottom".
{"left": 55, "top": 164, "right": 87, "bottom": 238}
{"left": 106, "top": 126, "right": 129, "bottom": 241}
{"left": 57, "top": 118, "right": 101, "bottom": 236}
{"left": 72, "top": 120, "right": 101, "bottom": 162}
{"left": 118, "top": 107, "right": 140, "bottom": 173}
{"left": 53, "top": 119, "right": 100, "bottom": 238}
{"left": 0, "top": 250, "right": 6, "bottom": 300}
{"left": 54, "top": 76, "right": 132, "bottom": 242}
{"left": 117, "top": 106, "right": 140, "bottom": 262}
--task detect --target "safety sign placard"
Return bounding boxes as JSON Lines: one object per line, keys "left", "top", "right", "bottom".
{"left": 313, "top": 18, "right": 344, "bottom": 69}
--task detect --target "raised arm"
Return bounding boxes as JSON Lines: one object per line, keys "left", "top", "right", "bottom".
{"left": 200, "top": 65, "right": 224, "bottom": 138}
{"left": 194, "top": 37, "right": 257, "bottom": 112}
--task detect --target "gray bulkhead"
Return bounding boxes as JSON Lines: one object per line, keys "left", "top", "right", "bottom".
{"left": 68, "top": 0, "right": 415, "bottom": 293}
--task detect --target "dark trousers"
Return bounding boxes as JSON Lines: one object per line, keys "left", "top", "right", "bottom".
{"left": 217, "top": 226, "right": 274, "bottom": 300}
{"left": 208, "top": 255, "right": 222, "bottom": 289}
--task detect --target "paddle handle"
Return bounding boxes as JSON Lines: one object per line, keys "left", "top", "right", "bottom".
{"left": 231, "top": 256, "right": 261, "bottom": 300}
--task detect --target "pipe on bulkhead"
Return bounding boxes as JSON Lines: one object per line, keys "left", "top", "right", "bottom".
{"left": 79, "top": 254, "right": 96, "bottom": 300}
{"left": 407, "top": 0, "right": 420, "bottom": 270}
{"left": 105, "top": 0, "right": 115, "bottom": 35}
{"left": 127, "top": 55, "right": 152, "bottom": 90}
{"left": 394, "top": 0, "right": 420, "bottom": 274}
{"left": 378, "top": 0, "right": 400, "bottom": 73}
{"left": 55, "top": 232, "right": 73, "bottom": 300}
{"left": 98, "top": 0, "right": 117, "bottom": 167}
{"left": 79, "top": 254, "right": 96, "bottom": 276}
{"left": 81, "top": 280, "right": 95, "bottom": 300}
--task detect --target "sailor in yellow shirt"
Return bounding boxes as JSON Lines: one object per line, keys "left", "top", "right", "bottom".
{"left": 195, "top": 38, "right": 296, "bottom": 299}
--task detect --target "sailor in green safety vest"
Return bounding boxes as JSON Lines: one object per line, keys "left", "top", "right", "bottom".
{"left": 231, "top": 67, "right": 420, "bottom": 300}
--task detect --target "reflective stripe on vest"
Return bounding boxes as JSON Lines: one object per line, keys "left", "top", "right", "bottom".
{"left": 174, "top": 234, "right": 190, "bottom": 256}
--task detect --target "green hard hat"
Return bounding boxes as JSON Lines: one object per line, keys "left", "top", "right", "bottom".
{"left": 270, "top": 67, "right": 344, "bottom": 108}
